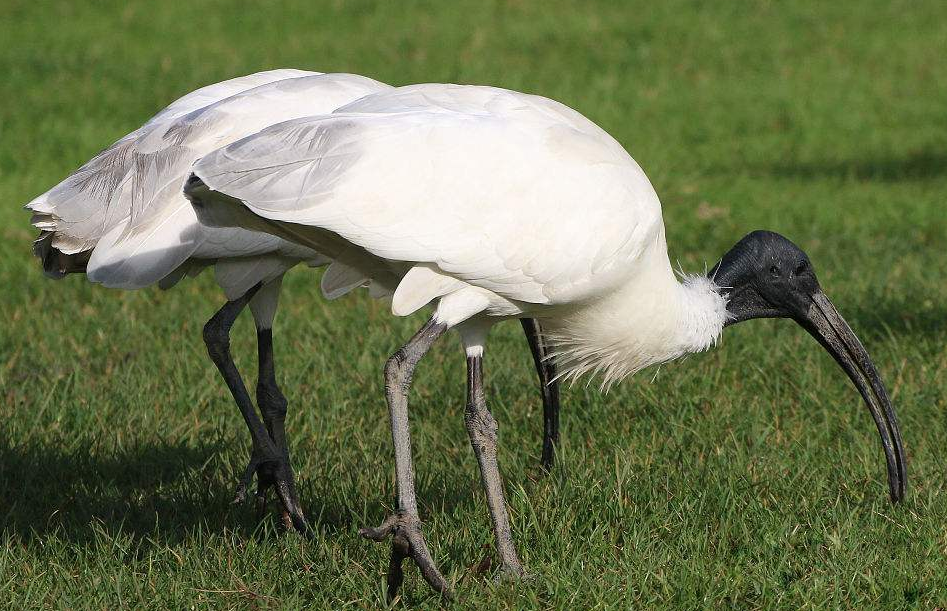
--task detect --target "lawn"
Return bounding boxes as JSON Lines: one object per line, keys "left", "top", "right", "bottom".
{"left": 1, "top": 0, "right": 946, "bottom": 608}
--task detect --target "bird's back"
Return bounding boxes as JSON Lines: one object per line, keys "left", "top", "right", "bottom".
{"left": 191, "top": 84, "right": 667, "bottom": 309}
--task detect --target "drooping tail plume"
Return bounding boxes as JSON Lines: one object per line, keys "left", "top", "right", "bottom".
{"left": 31, "top": 231, "right": 91, "bottom": 278}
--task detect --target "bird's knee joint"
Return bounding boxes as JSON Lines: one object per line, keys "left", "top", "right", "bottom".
{"left": 385, "top": 351, "right": 414, "bottom": 389}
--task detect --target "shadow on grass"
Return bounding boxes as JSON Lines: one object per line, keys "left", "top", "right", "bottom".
{"left": 0, "top": 435, "right": 360, "bottom": 544}
{"left": 0, "top": 433, "right": 485, "bottom": 547}
{"left": 764, "top": 149, "right": 947, "bottom": 182}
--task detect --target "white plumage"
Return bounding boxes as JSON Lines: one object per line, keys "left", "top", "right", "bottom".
{"left": 29, "top": 73, "right": 902, "bottom": 599}
{"left": 189, "top": 84, "right": 725, "bottom": 382}
{"left": 24, "top": 69, "right": 395, "bottom": 534}
{"left": 186, "top": 82, "right": 906, "bottom": 598}
{"left": 27, "top": 73, "right": 568, "bottom": 544}
{"left": 28, "top": 69, "right": 312, "bottom": 256}
{"left": 27, "top": 70, "right": 392, "bottom": 298}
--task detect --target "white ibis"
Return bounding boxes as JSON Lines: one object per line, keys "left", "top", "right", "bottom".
{"left": 26, "top": 71, "right": 564, "bottom": 535}
{"left": 184, "top": 82, "right": 907, "bottom": 599}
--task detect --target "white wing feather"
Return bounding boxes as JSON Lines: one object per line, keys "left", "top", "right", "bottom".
{"left": 34, "top": 72, "right": 392, "bottom": 290}
{"left": 26, "top": 70, "right": 319, "bottom": 253}
{"left": 191, "top": 85, "right": 664, "bottom": 308}
{"left": 86, "top": 201, "right": 201, "bottom": 288}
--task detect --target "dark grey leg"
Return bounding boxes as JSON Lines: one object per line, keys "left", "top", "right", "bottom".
{"left": 255, "top": 327, "right": 308, "bottom": 533}
{"left": 202, "top": 285, "right": 311, "bottom": 536}
{"left": 359, "top": 318, "right": 452, "bottom": 600}
{"left": 465, "top": 354, "right": 524, "bottom": 578}
{"left": 521, "top": 318, "right": 560, "bottom": 470}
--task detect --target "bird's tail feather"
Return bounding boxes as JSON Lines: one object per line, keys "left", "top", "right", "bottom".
{"left": 32, "top": 231, "right": 91, "bottom": 278}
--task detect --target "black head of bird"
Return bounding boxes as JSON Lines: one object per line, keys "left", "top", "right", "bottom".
{"left": 710, "top": 230, "right": 906, "bottom": 503}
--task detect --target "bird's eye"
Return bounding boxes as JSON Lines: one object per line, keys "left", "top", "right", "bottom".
{"left": 769, "top": 265, "right": 780, "bottom": 276}
{"left": 794, "top": 261, "right": 808, "bottom": 276}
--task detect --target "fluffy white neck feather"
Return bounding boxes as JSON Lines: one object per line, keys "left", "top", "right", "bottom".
{"left": 542, "top": 254, "right": 727, "bottom": 389}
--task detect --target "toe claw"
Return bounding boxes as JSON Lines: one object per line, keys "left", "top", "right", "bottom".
{"left": 361, "top": 513, "right": 453, "bottom": 600}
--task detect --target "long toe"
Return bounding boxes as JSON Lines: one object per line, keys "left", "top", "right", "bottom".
{"left": 272, "top": 476, "right": 313, "bottom": 538}
{"left": 232, "top": 449, "right": 281, "bottom": 504}
{"left": 361, "top": 513, "right": 453, "bottom": 600}
{"left": 359, "top": 513, "right": 401, "bottom": 541}
{"left": 232, "top": 456, "right": 264, "bottom": 504}
{"left": 232, "top": 454, "right": 312, "bottom": 537}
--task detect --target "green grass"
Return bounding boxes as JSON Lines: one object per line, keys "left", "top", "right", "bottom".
{"left": 2, "top": 0, "right": 946, "bottom": 608}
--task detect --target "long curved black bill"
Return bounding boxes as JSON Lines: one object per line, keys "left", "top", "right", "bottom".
{"left": 796, "top": 292, "right": 906, "bottom": 503}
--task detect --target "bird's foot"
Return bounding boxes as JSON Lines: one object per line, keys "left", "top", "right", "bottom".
{"left": 233, "top": 453, "right": 312, "bottom": 537}
{"left": 539, "top": 450, "right": 555, "bottom": 473}
{"left": 360, "top": 512, "right": 453, "bottom": 601}
{"left": 494, "top": 563, "right": 528, "bottom": 584}
{"left": 232, "top": 454, "right": 274, "bottom": 504}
